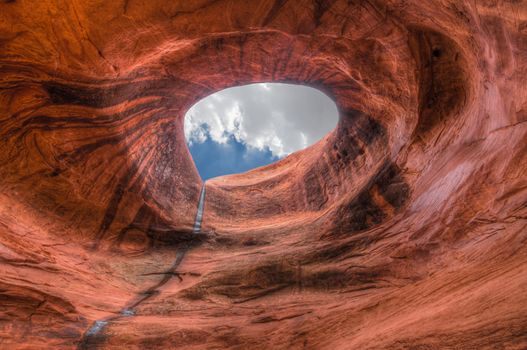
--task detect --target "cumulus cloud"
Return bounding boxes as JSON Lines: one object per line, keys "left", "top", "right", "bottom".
{"left": 184, "top": 83, "right": 338, "bottom": 158}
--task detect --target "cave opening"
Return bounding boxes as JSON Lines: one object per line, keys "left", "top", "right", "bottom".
{"left": 184, "top": 83, "right": 339, "bottom": 180}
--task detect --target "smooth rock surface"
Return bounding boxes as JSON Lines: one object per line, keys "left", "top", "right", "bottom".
{"left": 0, "top": 0, "right": 526, "bottom": 349}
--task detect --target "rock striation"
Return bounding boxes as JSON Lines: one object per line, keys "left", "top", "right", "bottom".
{"left": 0, "top": 0, "right": 526, "bottom": 349}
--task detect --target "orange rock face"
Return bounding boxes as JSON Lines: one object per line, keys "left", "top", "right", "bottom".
{"left": 1, "top": 0, "right": 526, "bottom": 349}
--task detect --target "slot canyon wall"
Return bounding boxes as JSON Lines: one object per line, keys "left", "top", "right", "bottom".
{"left": 0, "top": 0, "right": 526, "bottom": 349}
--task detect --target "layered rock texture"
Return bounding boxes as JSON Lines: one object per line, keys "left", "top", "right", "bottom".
{"left": 1, "top": 0, "right": 526, "bottom": 349}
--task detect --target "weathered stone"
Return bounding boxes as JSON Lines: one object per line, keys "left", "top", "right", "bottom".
{"left": 0, "top": 1, "right": 526, "bottom": 349}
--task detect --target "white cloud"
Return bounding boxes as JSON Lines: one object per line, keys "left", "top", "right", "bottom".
{"left": 184, "top": 83, "right": 338, "bottom": 158}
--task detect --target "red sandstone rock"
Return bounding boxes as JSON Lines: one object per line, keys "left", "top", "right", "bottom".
{"left": 0, "top": 0, "right": 526, "bottom": 349}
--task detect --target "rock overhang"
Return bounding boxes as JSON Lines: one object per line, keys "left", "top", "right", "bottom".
{"left": 0, "top": 1, "right": 526, "bottom": 349}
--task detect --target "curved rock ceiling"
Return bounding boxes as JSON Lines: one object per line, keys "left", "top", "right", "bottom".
{"left": 0, "top": 1, "right": 526, "bottom": 349}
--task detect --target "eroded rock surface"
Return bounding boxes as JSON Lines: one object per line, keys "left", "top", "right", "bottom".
{"left": 0, "top": 0, "right": 526, "bottom": 349}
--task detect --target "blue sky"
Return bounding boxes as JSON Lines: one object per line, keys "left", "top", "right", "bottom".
{"left": 188, "top": 132, "right": 278, "bottom": 180}
{"left": 185, "top": 83, "right": 338, "bottom": 181}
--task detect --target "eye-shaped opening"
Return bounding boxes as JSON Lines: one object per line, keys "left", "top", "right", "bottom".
{"left": 184, "top": 83, "right": 339, "bottom": 180}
